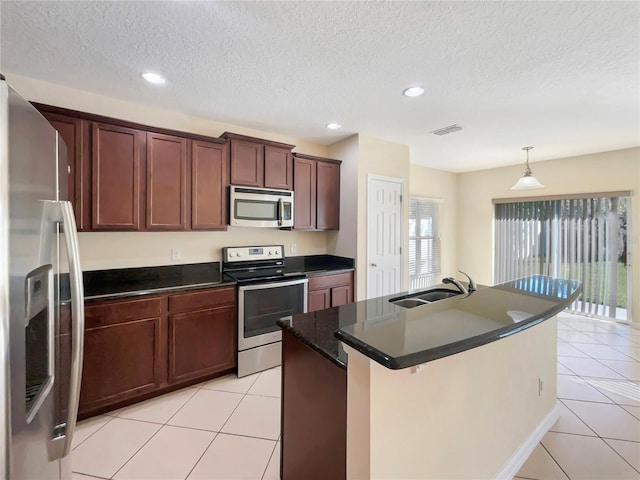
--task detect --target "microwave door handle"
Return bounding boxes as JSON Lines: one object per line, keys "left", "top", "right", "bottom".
{"left": 278, "top": 198, "right": 283, "bottom": 226}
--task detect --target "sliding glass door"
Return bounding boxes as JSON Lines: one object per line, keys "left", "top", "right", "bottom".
{"left": 494, "top": 194, "right": 631, "bottom": 322}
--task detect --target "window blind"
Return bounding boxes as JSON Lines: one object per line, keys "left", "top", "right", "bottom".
{"left": 409, "top": 198, "right": 441, "bottom": 290}
{"left": 494, "top": 196, "right": 629, "bottom": 320}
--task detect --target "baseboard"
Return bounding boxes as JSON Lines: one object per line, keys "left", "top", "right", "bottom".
{"left": 494, "top": 402, "right": 560, "bottom": 480}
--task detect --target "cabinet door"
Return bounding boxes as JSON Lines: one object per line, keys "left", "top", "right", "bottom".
{"left": 41, "top": 113, "right": 84, "bottom": 229}
{"left": 264, "top": 146, "right": 293, "bottom": 190}
{"left": 191, "top": 140, "right": 227, "bottom": 230}
{"left": 331, "top": 285, "right": 353, "bottom": 307}
{"left": 92, "top": 123, "right": 144, "bottom": 230}
{"left": 146, "top": 133, "right": 188, "bottom": 230}
{"left": 316, "top": 161, "right": 340, "bottom": 230}
{"left": 308, "top": 288, "right": 330, "bottom": 313}
{"left": 79, "top": 317, "right": 163, "bottom": 414}
{"left": 168, "top": 306, "right": 236, "bottom": 384}
{"left": 230, "top": 139, "right": 264, "bottom": 187}
{"left": 293, "top": 158, "right": 316, "bottom": 230}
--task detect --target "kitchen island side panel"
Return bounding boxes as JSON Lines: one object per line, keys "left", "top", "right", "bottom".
{"left": 281, "top": 329, "right": 346, "bottom": 480}
{"left": 345, "top": 317, "right": 558, "bottom": 479}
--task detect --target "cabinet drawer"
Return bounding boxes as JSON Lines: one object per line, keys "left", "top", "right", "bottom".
{"left": 168, "top": 286, "right": 236, "bottom": 314}
{"left": 85, "top": 297, "right": 163, "bottom": 328}
{"left": 308, "top": 272, "right": 353, "bottom": 291}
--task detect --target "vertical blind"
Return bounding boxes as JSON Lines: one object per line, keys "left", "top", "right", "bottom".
{"left": 409, "top": 198, "right": 441, "bottom": 290}
{"left": 494, "top": 196, "right": 629, "bottom": 319}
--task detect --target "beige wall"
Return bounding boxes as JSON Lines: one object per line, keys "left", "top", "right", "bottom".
{"left": 457, "top": 147, "right": 640, "bottom": 326}
{"left": 409, "top": 164, "right": 458, "bottom": 280}
{"left": 345, "top": 318, "right": 558, "bottom": 479}
{"left": 357, "top": 135, "right": 411, "bottom": 300}
{"left": 6, "top": 74, "right": 332, "bottom": 270}
{"left": 327, "top": 135, "right": 359, "bottom": 260}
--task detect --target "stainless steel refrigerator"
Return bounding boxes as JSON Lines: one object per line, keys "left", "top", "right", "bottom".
{"left": 1, "top": 76, "right": 84, "bottom": 479}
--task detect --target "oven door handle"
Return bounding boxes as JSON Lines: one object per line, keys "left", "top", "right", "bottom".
{"left": 238, "top": 277, "right": 308, "bottom": 292}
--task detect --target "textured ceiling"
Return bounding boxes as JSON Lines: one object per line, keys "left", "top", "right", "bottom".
{"left": 1, "top": 1, "right": 638, "bottom": 172}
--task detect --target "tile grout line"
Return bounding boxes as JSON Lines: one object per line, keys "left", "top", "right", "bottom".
{"left": 539, "top": 441, "right": 571, "bottom": 480}
{"left": 576, "top": 374, "right": 640, "bottom": 407}
{"left": 71, "top": 415, "right": 115, "bottom": 452}
{"left": 158, "top": 387, "right": 200, "bottom": 426}
{"left": 554, "top": 321, "right": 640, "bottom": 475}
{"left": 185, "top": 371, "right": 270, "bottom": 479}
{"left": 216, "top": 371, "right": 263, "bottom": 436}
{"left": 567, "top": 338, "right": 638, "bottom": 364}
{"left": 260, "top": 437, "right": 279, "bottom": 480}
{"left": 184, "top": 432, "right": 219, "bottom": 480}
{"left": 107, "top": 389, "right": 199, "bottom": 479}
{"left": 106, "top": 420, "right": 163, "bottom": 479}
{"left": 601, "top": 437, "right": 640, "bottom": 475}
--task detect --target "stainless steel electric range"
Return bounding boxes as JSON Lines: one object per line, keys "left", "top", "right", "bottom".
{"left": 222, "top": 245, "right": 308, "bottom": 377}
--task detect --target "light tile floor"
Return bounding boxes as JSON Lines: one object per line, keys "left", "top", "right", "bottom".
{"left": 72, "top": 312, "right": 640, "bottom": 479}
{"left": 71, "top": 367, "right": 281, "bottom": 480}
{"left": 516, "top": 312, "right": 640, "bottom": 480}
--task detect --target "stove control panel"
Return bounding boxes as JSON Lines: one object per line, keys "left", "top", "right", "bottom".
{"left": 224, "top": 245, "right": 284, "bottom": 262}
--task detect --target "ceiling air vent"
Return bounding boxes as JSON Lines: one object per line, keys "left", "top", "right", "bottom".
{"left": 430, "top": 124, "right": 462, "bottom": 136}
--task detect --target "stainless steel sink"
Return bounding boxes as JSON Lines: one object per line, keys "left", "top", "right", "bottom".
{"left": 390, "top": 288, "right": 462, "bottom": 309}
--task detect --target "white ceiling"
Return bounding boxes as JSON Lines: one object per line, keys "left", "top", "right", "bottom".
{"left": 1, "top": 1, "right": 639, "bottom": 172}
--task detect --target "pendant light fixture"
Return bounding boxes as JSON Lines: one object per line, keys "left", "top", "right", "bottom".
{"left": 511, "top": 146, "right": 545, "bottom": 190}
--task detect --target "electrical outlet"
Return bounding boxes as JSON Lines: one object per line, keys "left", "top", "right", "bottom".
{"left": 171, "top": 248, "right": 181, "bottom": 261}
{"left": 538, "top": 376, "right": 545, "bottom": 396}
{"left": 291, "top": 243, "right": 297, "bottom": 253}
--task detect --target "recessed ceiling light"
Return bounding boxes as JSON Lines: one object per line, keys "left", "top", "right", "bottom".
{"left": 403, "top": 86, "right": 424, "bottom": 97}
{"left": 326, "top": 123, "right": 342, "bottom": 130}
{"left": 141, "top": 72, "right": 167, "bottom": 85}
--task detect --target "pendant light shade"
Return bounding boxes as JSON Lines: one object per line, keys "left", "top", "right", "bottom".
{"left": 511, "top": 146, "right": 545, "bottom": 190}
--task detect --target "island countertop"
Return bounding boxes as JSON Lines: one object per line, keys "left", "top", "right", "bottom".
{"left": 278, "top": 275, "right": 581, "bottom": 370}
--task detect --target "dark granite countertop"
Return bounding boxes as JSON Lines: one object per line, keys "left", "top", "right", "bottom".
{"left": 82, "top": 262, "right": 234, "bottom": 301}
{"left": 283, "top": 254, "right": 355, "bottom": 276}
{"left": 278, "top": 275, "right": 581, "bottom": 370}
{"left": 76, "top": 255, "right": 354, "bottom": 302}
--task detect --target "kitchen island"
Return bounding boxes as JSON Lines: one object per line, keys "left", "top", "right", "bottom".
{"left": 277, "top": 275, "right": 581, "bottom": 480}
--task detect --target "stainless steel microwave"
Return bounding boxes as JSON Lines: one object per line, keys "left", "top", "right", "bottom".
{"left": 230, "top": 186, "right": 294, "bottom": 228}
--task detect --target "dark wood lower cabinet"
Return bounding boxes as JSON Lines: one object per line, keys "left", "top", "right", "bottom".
{"left": 79, "top": 286, "right": 236, "bottom": 418}
{"left": 79, "top": 317, "right": 163, "bottom": 414}
{"left": 308, "top": 271, "right": 354, "bottom": 312}
{"left": 281, "top": 329, "right": 346, "bottom": 480}
{"left": 168, "top": 305, "right": 235, "bottom": 384}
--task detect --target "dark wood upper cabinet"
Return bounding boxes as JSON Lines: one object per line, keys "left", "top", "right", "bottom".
{"left": 228, "top": 138, "right": 264, "bottom": 187}
{"left": 293, "top": 154, "right": 341, "bottom": 231}
{"left": 316, "top": 161, "right": 340, "bottom": 230}
{"left": 146, "top": 133, "right": 189, "bottom": 230}
{"left": 34, "top": 104, "right": 229, "bottom": 232}
{"left": 264, "top": 145, "right": 293, "bottom": 190}
{"left": 40, "top": 112, "right": 85, "bottom": 230}
{"left": 191, "top": 140, "right": 228, "bottom": 230}
{"left": 293, "top": 157, "right": 316, "bottom": 230}
{"left": 221, "top": 132, "right": 294, "bottom": 190}
{"left": 91, "top": 123, "right": 144, "bottom": 230}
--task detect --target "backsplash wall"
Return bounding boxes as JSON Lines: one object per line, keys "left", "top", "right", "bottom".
{"left": 78, "top": 228, "right": 329, "bottom": 271}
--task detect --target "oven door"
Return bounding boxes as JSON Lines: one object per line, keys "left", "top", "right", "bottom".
{"left": 238, "top": 278, "right": 308, "bottom": 350}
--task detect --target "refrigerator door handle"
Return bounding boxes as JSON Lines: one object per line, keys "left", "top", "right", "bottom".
{"left": 57, "top": 201, "right": 84, "bottom": 456}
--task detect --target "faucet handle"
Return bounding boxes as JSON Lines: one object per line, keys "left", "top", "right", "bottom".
{"left": 458, "top": 270, "right": 476, "bottom": 292}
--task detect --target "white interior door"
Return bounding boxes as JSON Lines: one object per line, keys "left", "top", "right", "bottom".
{"left": 367, "top": 175, "right": 403, "bottom": 299}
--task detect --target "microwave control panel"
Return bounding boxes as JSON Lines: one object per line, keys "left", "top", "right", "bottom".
{"left": 224, "top": 245, "right": 284, "bottom": 262}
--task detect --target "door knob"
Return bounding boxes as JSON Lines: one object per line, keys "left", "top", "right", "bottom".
{"left": 370, "top": 263, "right": 377, "bottom": 267}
